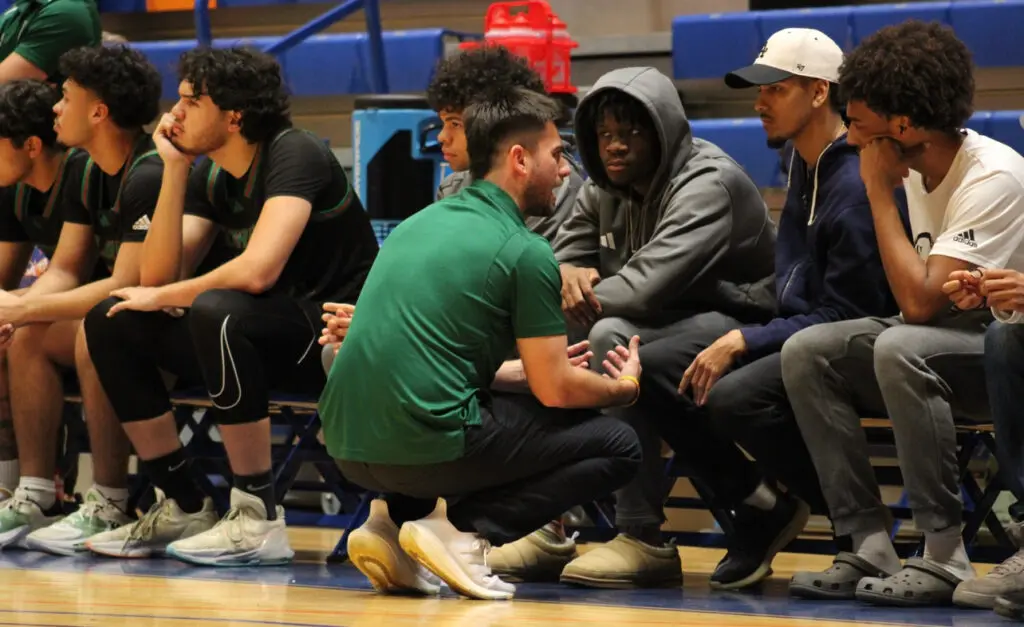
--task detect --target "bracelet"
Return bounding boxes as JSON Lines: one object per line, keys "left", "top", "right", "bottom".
{"left": 619, "top": 375, "right": 640, "bottom": 407}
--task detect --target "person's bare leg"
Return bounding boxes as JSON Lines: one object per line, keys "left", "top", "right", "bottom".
{"left": 0, "top": 321, "right": 79, "bottom": 548}
{"left": 219, "top": 420, "right": 272, "bottom": 477}
{"left": 0, "top": 353, "right": 18, "bottom": 498}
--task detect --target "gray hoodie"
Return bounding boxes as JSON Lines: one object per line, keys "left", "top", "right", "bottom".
{"left": 436, "top": 141, "right": 584, "bottom": 244}
{"left": 552, "top": 67, "right": 777, "bottom": 322}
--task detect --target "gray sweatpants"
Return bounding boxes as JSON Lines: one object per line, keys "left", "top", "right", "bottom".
{"left": 780, "top": 313, "right": 992, "bottom": 537}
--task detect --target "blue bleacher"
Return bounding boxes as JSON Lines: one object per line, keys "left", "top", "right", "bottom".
{"left": 673, "top": 1, "right": 1024, "bottom": 81}
{"left": 132, "top": 29, "right": 457, "bottom": 99}
{"left": 692, "top": 111, "right": 1024, "bottom": 189}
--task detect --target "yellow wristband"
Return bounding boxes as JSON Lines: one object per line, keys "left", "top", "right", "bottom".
{"left": 619, "top": 375, "right": 640, "bottom": 406}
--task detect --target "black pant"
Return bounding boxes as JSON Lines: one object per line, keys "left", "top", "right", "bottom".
{"left": 638, "top": 312, "right": 828, "bottom": 515}
{"left": 85, "top": 290, "right": 325, "bottom": 425}
{"left": 337, "top": 392, "right": 641, "bottom": 546}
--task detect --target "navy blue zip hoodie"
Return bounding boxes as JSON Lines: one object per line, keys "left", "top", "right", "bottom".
{"left": 739, "top": 134, "right": 910, "bottom": 358}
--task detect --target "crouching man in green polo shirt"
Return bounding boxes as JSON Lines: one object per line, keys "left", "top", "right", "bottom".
{"left": 318, "top": 85, "right": 644, "bottom": 601}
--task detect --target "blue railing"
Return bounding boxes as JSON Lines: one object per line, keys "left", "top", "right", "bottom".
{"left": 192, "top": 0, "right": 390, "bottom": 94}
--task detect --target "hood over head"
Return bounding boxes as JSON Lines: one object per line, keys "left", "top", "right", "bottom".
{"left": 574, "top": 67, "right": 692, "bottom": 201}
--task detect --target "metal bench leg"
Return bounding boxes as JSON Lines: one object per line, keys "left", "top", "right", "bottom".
{"left": 327, "top": 490, "right": 376, "bottom": 564}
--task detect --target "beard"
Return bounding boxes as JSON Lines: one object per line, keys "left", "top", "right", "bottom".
{"left": 521, "top": 178, "right": 558, "bottom": 217}
{"left": 173, "top": 129, "right": 227, "bottom": 157}
{"left": 766, "top": 136, "right": 787, "bottom": 150}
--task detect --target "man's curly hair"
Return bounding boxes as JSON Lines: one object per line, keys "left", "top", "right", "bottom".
{"left": 0, "top": 80, "right": 60, "bottom": 149}
{"left": 838, "top": 20, "right": 974, "bottom": 133}
{"left": 426, "top": 45, "right": 547, "bottom": 113}
{"left": 178, "top": 46, "right": 291, "bottom": 143}
{"left": 59, "top": 45, "right": 161, "bottom": 129}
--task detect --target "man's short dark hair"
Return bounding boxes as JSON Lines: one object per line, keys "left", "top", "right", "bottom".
{"left": 179, "top": 46, "right": 292, "bottom": 143}
{"left": 0, "top": 80, "right": 60, "bottom": 149}
{"left": 427, "top": 45, "right": 547, "bottom": 114}
{"left": 464, "top": 86, "right": 563, "bottom": 181}
{"left": 59, "top": 45, "right": 162, "bottom": 129}
{"left": 593, "top": 89, "right": 656, "bottom": 133}
{"left": 838, "top": 20, "right": 974, "bottom": 133}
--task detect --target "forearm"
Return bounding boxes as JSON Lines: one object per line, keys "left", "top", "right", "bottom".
{"left": 491, "top": 359, "right": 531, "bottom": 394}
{"left": 23, "top": 268, "right": 81, "bottom": 298}
{"left": 140, "top": 163, "right": 189, "bottom": 287}
{"left": 21, "top": 276, "right": 126, "bottom": 324}
{"left": 870, "top": 191, "right": 932, "bottom": 319}
{"left": 157, "top": 256, "right": 265, "bottom": 309}
{"left": 542, "top": 366, "right": 638, "bottom": 409}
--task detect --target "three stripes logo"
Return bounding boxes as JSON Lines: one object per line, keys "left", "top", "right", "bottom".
{"left": 953, "top": 228, "right": 978, "bottom": 248}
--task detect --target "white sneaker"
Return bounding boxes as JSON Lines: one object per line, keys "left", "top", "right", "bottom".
{"left": 0, "top": 488, "right": 61, "bottom": 549}
{"left": 86, "top": 488, "right": 218, "bottom": 558}
{"left": 348, "top": 498, "right": 442, "bottom": 595}
{"left": 165, "top": 488, "right": 294, "bottom": 567}
{"left": 398, "top": 498, "right": 516, "bottom": 600}
{"left": 25, "top": 487, "right": 133, "bottom": 556}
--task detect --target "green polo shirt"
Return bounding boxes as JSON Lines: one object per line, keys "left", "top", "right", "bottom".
{"left": 320, "top": 180, "right": 566, "bottom": 465}
{"left": 0, "top": 0, "right": 100, "bottom": 81}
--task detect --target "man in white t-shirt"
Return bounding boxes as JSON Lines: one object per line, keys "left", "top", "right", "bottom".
{"left": 780, "top": 21, "right": 1024, "bottom": 607}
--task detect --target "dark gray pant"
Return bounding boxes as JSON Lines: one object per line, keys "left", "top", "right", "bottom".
{"left": 611, "top": 312, "right": 828, "bottom": 528}
{"left": 580, "top": 314, "right": 717, "bottom": 528}
{"left": 781, "top": 313, "right": 991, "bottom": 537}
{"left": 336, "top": 392, "right": 641, "bottom": 545}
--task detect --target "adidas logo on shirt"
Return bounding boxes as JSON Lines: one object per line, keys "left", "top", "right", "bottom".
{"left": 952, "top": 228, "right": 977, "bottom": 248}
{"left": 132, "top": 215, "right": 152, "bottom": 232}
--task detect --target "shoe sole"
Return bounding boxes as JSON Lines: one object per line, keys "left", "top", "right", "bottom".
{"left": 165, "top": 544, "right": 294, "bottom": 567}
{"left": 995, "top": 596, "right": 1024, "bottom": 620}
{"left": 952, "top": 588, "right": 997, "bottom": 609}
{"left": 712, "top": 500, "right": 811, "bottom": 591}
{"left": 23, "top": 535, "right": 84, "bottom": 557}
{"left": 348, "top": 528, "right": 439, "bottom": 595}
{"left": 789, "top": 580, "right": 857, "bottom": 601}
{"left": 399, "top": 523, "right": 513, "bottom": 601}
{"left": 559, "top": 573, "right": 683, "bottom": 589}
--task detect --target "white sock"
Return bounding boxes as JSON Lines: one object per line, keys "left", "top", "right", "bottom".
{"left": 0, "top": 460, "right": 18, "bottom": 493}
{"left": 17, "top": 476, "right": 55, "bottom": 510}
{"left": 94, "top": 484, "right": 129, "bottom": 513}
{"left": 742, "top": 482, "right": 777, "bottom": 511}
{"left": 852, "top": 528, "right": 902, "bottom": 574}
{"left": 924, "top": 525, "right": 975, "bottom": 581}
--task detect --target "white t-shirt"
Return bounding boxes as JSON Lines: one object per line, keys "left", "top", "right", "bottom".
{"left": 902, "top": 130, "right": 1024, "bottom": 322}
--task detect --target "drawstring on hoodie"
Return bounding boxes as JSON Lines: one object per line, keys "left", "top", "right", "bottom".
{"left": 787, "top": 137, "right": 841, "bottom": 227}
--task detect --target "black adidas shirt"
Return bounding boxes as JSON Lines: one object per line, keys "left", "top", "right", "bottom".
{"left": 0, "top": 149, "right": 89, "bottom": 260}
{"left": 63, "top": 135, "right": 162, "bottom": 273}
{"left": 184, "top": 128, "right": 378, "bottom": 304}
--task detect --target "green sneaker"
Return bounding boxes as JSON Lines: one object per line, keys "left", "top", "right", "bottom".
{"left": 24, "top": 487, "right": 132, "bottom": 556}
{"left": 0, "top": 488, "right": 60, "bottom": 549}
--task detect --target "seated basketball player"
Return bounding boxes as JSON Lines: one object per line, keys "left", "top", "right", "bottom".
{"left": 428, "top": 44, "right": 582, "bottom": 243}
{"left": 0, "top": 46, "right": 166, "bottom": 552}
{"left": 489, "top": 66, "right": 777, "bottom": 583}
{"left": 0, "top": 80, "right": 94, "bottom": 501}
{"left": 81, "top": 46, "right": 378, "bottom": 566}
{"left": 320, "top": 85, "right": 642, "bottom": 601}
{"left": 782, "top": 22, "right": 1024, "bottom": 606}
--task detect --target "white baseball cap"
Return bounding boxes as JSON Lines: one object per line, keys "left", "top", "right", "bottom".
{"left": 725, "top": 28, "right": 843, "bottom": 88}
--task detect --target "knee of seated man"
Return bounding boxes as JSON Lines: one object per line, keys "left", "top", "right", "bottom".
{"left": 187, "top": 289, "right": 242, "bottom": 334}
{"left": 872, "top": 325, "right": 928, "bottom": 376}
{"left": 985, "top": 321, "right": 1022, "bottom": 363}
{"left": 82, "top": 296, "right": 128, "bottom": 347}
{"left": 587, "top": 316, "right": 634, "bottom": 355}
{"left": 779, "top": 324, "right": 842, "bottom": 380}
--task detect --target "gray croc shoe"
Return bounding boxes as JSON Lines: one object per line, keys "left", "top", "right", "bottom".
{"left": 855, "top": 557, "right": 964, "bottom": 607}
{"left": 790, "top": 552, "right": 895, "bottom": 600}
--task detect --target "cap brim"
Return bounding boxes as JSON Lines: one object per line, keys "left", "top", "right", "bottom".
{"left": 724, "top": 64, "right": 795, "bottom": 88}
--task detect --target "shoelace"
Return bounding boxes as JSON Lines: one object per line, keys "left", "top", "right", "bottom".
{"left": 124, "top": 499, "right": 172, "bottom": 550}
{"left": 992, "top": 550, "right": 1024, "bottom": 576}
{"left": 466, "top": 538, "right": 505, "bottom": 587}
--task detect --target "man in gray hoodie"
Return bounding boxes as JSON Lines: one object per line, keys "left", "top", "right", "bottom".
{"left": 484, "top": 66, "right": 777, "bottom": 583}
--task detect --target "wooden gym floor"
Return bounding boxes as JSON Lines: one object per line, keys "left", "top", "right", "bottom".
{"left": 0, "top": 527, "right": 1011, "bottom": 627}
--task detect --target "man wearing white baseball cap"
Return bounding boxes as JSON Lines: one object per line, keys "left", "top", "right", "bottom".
{"left": 620, "top": 27, "right": 910, "bottom": 591}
